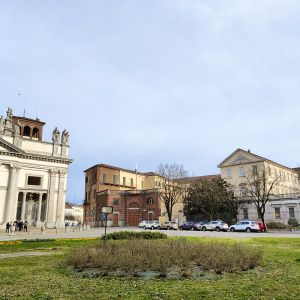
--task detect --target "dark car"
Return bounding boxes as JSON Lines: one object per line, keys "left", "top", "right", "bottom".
{"left": 179, "top": 221, "right": 195, "bottom": 230}
{"left": 179, "top": 221, "right": 208, "bottom": 231}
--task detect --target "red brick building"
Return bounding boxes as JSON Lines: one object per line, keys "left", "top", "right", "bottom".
{"left": 95, "top": 189, "right": 161, "bottom": 226}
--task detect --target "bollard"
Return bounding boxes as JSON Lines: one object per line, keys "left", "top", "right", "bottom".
{"left": 28, "top": 230, "right": 31, "bottom": 236}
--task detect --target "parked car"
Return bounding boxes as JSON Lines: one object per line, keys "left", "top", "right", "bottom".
{"left": 179, "top": 221, "right": 208, "bottom": 231}
{"left": 229, "top": 220, "right": 260, "bottom": 232}
{"left": 138, "top": 220, "right": 148, "bottom": 228}
{"left": 201, "top": 220, "right": 229, "bottom": 232}
{"left": 179, "top": 221, "right": 195, "bottom": 230}
{"left": 160, "top": 221, "right": 178, "bottom": 230}
{"left": 144, "top": 220, "right": 160, "bottom": 230}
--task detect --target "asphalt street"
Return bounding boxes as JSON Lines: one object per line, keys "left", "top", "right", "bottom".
{"left": 0, "top": 227, "right": 299, "bottom": 241}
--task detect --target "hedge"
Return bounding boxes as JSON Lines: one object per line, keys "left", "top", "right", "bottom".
{"left": 101, "top": 231, "right": 167, "bottom": 240}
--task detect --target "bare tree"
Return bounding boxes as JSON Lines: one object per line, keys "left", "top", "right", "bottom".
{"left": 157, "top": 163, "right": 188, "bottom": 221}
{"left": 242, "top": 166, "right": 281, "bottom": 232}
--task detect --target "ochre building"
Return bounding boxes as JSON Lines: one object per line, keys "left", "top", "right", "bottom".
{"left": 84, "top": 164, "right": 184, "bottom": 226}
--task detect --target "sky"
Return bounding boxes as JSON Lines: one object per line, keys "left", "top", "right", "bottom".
{"left": 1, "top": 0, "right": 300, "bottom": 203}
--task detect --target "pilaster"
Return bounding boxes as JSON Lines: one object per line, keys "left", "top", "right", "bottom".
{"left": 56, "top": 170, "right": 67, "bottom": 228}
{"left": 21, "top": 192, "right": 27, "bottom": 220}
{"left": 46, "top": 169, "right": 59, "bottom": 228}
{"left": 36, "top": 193, "right": 43, "bottom": 227}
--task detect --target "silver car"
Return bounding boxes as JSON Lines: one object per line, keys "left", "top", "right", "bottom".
{"left": 201, "top": 220, "right": 229, "bottom": 232}
{"left": 144, "top": 220, "right": 160, "bottom": 230}
{"left": 160, "top": 221, "right": 178, "bottom": 230}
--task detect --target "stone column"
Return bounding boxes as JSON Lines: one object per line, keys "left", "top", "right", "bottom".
{"left": 46, "top": 169, "right": 59, "bottom": 228}
{"left": 56, "top": 170, "right": 67, "bottom": 228}
{"left": 36, "top": 193, "right": 43, "bottom": 225}
{"left": 3, "top": 164, "right": 20, "bottom": 223}
{"left": 21, "top": 192, "right": 27, "bottom": 220}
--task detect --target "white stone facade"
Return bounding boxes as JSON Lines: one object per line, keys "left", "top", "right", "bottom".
{"left": 0, "top": 108, "right": 72, "bottom": 229}
{"left": 65, "top": 203, "right": 84, "bottom": 224}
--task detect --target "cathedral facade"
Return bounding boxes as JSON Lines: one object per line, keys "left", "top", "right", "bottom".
{"left": 0, "top": 108, "right": 72, "bottom": 228}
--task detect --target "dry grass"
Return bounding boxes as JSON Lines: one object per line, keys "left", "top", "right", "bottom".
{"left": 67, "top": 238, "right": 263, "bottom": 277}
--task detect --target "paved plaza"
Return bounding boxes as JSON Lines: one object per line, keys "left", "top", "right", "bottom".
{"left": 0, "top": 227, "right": 299, "bottom": 241}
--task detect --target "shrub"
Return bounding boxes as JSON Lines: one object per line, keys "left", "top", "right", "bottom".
{"left": 102, "top": 231, "right": 167, "bottom": 240}
{"left": 266, "top": 222, "right": 286, "bottom": 230}
{"left": 288, "top": 218, "right": 299, "bottom": 227}
{"left": 67, "top": 238, "right": 263, "bottom": 278}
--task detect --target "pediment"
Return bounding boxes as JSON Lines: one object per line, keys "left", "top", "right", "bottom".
{"left": 218, "top": 149, "right": 264, "bottom": 168}
{"left": 0, "top": 138, "right": 25, "bottom": 154}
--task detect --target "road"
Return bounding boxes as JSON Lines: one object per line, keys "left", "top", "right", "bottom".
{"left": 0, "top": 227, "right": 299, "bottom": 241}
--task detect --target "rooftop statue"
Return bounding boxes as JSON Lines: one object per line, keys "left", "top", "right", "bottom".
{"left": 6, "top": 107, "right": 13, "bottom": 120}
{"left": 61, "top": 129, "right": 69, "bottom": 145}
{"left": 52, "top": 127, "right": 60, "bottom": 144}
{"left": 14, "top": 120, "right": 21, "bottom": 135}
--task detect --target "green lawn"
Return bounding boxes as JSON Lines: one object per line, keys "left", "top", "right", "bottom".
{"left": 0, "top": 237, "right": 299, "bottom": 300}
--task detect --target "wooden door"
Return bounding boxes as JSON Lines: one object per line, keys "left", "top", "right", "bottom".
{"left": 148, "top": 212, "right": 153, "bottom": 221}
{"left": 113, "top": 214, "right": 119, "bottom": 227}
{"left": 128, "top": 210, "right": 139, "bottom": 226}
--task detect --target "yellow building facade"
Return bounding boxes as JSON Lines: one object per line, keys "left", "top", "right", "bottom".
{"left": 218, "top": 149, "right": 300, "bottom": 224}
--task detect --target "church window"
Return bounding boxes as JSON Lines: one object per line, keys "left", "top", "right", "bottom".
{"left": 27, "top": 176, "right": 42, "bottom": 186}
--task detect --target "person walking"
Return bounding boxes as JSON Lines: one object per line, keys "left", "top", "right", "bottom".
{"left": 24, "top": 221, "right": 28, "bottom": 232}
{"left": 5, "top": 222, "right": 10, "bottom": 233}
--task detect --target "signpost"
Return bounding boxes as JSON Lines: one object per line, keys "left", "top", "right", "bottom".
{"left": 101, "top": 206, "right": 113, "bottom": 239}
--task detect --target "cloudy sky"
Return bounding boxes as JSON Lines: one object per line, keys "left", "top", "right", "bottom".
{"left": 1, "top": 0, "right": 300, "bottom": 203}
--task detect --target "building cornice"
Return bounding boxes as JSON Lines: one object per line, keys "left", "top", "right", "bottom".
{"left": 0, "top": 150, "right": 73, "bottom": 165}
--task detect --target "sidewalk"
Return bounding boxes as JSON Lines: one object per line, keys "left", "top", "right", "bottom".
{"left": 0, "top": 227, "right": 109, "bottom": 241}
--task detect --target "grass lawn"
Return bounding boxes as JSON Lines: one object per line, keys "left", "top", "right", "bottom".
{"left": 0, "top": 237, "right": 299, "bottom": 300}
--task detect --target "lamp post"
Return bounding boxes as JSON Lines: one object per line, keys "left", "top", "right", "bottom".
{"left": 101, "top": 206, "right": 113, "bottom": 239}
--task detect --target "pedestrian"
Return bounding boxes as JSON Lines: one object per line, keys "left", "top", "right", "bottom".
{"left": 5, "top": 222, "right": 10, "bottom": 233}
{"left": 11, "top": 222, "right": 15, "bottom": 233}
{"left": 19, "top": 220, "right": 23, "bottom": 231}
{"left": 24, "top": 221, "right": 28, "bottom": 232}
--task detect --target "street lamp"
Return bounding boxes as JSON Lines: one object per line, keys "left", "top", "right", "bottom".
{"left": 101, "top": 206, "right": 113, "bottom": 239}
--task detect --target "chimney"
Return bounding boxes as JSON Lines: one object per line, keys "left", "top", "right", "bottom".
{"left": 247, "top": 149, "right": 251, "bottom": 153}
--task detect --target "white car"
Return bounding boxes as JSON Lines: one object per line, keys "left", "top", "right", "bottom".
{"left": 201, "top": 220, "right": 229, "bottom": 232}
{"left": 229, "top": 220, "right": 260, "bottom": 233}
{"left": 138, "top": 220, "right": 148, "bottom": 228}
{"left": 144, "top": 220, "right": 160, "bottom": 230}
